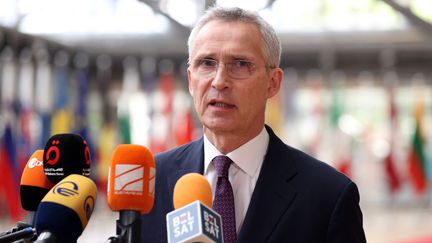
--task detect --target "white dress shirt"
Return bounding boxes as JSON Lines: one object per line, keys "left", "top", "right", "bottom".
{"left": 203, "top": 127, "right": 269, "bottom": 234}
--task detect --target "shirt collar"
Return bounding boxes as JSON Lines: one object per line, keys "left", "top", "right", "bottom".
{"left": 204, "top": 127, "right": 269, "bottom": 177}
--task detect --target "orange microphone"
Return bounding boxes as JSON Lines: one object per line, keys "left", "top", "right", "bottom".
{"left": 20, "top": 150, "right": 55, "bottom": 225}
{"left": 107, "top": 144, "right": 156, "bottom": 243}
{"left": 173, "top": 173, "right": 212, "bottom": 209}
{"left": 167, "top": 173, "right": 222, "bottom": 243}
{"left": 0, "top": 150, "right": 55, "bottom": 242}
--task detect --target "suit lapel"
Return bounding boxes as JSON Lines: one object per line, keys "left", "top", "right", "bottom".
{"left": 166, "top": 138, "right": 205, "bottom": 205}
{"left": 237, "top": 126, "right": 298, "bottom": 243}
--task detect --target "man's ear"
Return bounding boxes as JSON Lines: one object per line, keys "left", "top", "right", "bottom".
{"left": 187, "top": 67, "right": 194, "bottom": 96}
{"left": 267, "top": 68, "right": 283, "bottom": 99}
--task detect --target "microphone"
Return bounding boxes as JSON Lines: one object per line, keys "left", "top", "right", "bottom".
{"left": 0, "top": 150, "right": 54, "bottom": 243}
{"left": 166, "top": 173, "right": 222, "bottom": 243}
{"left": 0, "top": 227, "right": 35, "bottom": 243}
{"left": 34, "top": 174, "right": 97, "bottom": 243}
{"left": 20, "top": 150, "right": 55, "bottom": 226}
{"left": 107, "top": 144, "right": 156, "bottom": 243}
{"left": 43, "top": 133, "right": 91, "bottom": 184}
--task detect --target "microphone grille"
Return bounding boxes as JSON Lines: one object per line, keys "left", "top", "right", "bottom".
{"left": 173, "top": 173, "right": 212, "bottom": 209}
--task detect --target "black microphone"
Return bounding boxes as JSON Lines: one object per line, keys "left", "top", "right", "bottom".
{"left": 43, "top": 133, "right": 91, "bottom": 184}
{"left": 166, "top": 173, "right": 222, "bottom": 243}
{"left": 34, "top": 174, "right": 97, "bottom": 243}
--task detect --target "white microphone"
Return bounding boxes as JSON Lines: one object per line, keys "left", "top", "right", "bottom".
{"left": 166, "top": 173, "right": 223, "bottom": 243}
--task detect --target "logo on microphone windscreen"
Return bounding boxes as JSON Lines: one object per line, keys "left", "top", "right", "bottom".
{"left": 114, "top": 164, "right": 144, "bottom": 195}
{"left": 167, "top": 201, "right": 223, "bottom": 243}
{"left": 84, "top": 195, "right": 95, "bottom": 221}
{"left": 28, "top": 157, "right": 43, "bottom": 168}
{"left": 53, "top": 181, "right": 79, "bottom": 197}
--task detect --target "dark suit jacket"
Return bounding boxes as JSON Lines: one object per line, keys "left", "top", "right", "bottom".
{"left": 141, "top": 126, "right": 366, "bottom": 242}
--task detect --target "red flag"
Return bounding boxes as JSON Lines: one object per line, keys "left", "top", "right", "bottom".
{"left": 407, "top": 100, "right": 427, "bottom": 195}
{"left": 150, "top": 70, "right": 175, "bottom": 153}
{"left": 175, "top": 109, "right": 195, "bottom": 146}
{"left": 384, "top": 85, "right": 401, "bottom": 193}
{"left": 0, "top": 125, "right": 24, "bottom": 221}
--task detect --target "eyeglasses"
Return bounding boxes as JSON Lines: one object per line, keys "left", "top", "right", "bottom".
{"left": 190, "top": 58, "right": 269, "bottom": 80}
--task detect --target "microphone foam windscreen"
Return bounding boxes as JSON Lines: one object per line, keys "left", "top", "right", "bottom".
{"left": 20, "top": 150, "right": 55, "bottom": 211}
{"left": 43, "top": 133, "right": 91, "bottom": 184}
{"left": 173, "top": 173, "right": 212, "bottom": 209}
{"left": 107, "top": 144, "right": 155, "bottom": 213}
{"left": 35, "top": 174, "right": 97, "bottom": 242}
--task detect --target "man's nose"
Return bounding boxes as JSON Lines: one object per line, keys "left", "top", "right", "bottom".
{"left": 211, "top": 64, "right": 230, "bottom": 90}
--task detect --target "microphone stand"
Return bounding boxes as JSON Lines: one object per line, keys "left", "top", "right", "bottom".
{"left": 0, "top": 216, "right": 36, "bottom": 243}
{"left": 0, "top": 227, "right": 35, "bottom": 243}
{"left": 116, "top": 211, "right": 141, "bottom": 243}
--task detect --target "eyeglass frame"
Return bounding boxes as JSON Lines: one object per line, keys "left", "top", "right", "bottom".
{"left": 188, "top": 58, "right": 275, "bottom": 80}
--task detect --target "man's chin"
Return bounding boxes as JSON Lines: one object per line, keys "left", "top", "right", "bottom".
{"left": 203, "top": 121, "right": 235, "bottom": 133}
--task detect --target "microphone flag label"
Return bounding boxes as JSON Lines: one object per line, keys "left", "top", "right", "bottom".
{"left": 166, "top": 201, "right": 223, "bottom": 243}
{"left": 114, "top": 164, "right": 144, "bottom": 195}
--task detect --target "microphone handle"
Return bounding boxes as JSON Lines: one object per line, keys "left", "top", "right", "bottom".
{"left": 22, "top": 211, "right": 36, "bottom": 226}
{"left": 106, "top": 235, "right": 121, "bottom": 243}
{"left": 33, "top": 232, "right": 56, "bottom": 243}
{"left": 0, "top": 227, "right": 34, "bottom": 243}
{"left": 118, "top": 210, "right": 141, "bottom": 243}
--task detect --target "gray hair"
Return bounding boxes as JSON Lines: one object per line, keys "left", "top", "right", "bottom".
{"left": 187, "top": 6, "right": 281, "bottom": 68}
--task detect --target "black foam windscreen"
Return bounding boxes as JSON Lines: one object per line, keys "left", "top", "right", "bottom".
{"left": 35, "top": 202, "right": 83, "bottom": 243}
{"left": 35, "top": 174, "right": 97, "bottom": 243}
{"left": 20, "top": 150, "right": 54, "bottom": 211}
{"left": 20, "top": 186, "right": 50, "bottom": 211}
{"left": 43, "top": 133, "right": 91, "bottom": 184}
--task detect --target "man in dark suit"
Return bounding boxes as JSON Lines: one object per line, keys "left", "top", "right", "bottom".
{"left": 141, "top": 6, "right": 366, "bottom": 243}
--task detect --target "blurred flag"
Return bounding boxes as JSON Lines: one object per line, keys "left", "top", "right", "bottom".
{"left": 51, "top": 51, "right": 73, "bottom": 134}
{"left": 73, "top": 53, "right": 97, "bottom": 177}
{"left": 17, "top": 48, "right": 36, "bottom": 168}
{"left": 0, "top": 124, "right": 23, "bottom": 220}
{"left": 266, "top": 91, "right": 284, "bottom": 136}
{"left": 117, "top": 56, "right": 139, "bottom": 144}
{"left": 328, "top": 72, "right": 352, "bottom": 177}
{"left": 406, "top": 89, "right": 427, "bottom": 195}
{"left": 281, "top": 68, "right": 299, "bottom": 146}
{"left": 305, "top": 70, "right": 325, "bottom": 155}
{"left": 35, "top": 48, "right": 53, "bottom": 148}
{"left": 383, "top": 73, "right": 401, "bottom": 193}
{"left": 173, "top": 89, "right": 195, "bottom": 146}
{"left": 93, "top": 54, "right": 114, "bottom": 191}
{"left": 0, "top": 47, "right": 23, "bottom": 220}
{"left": 150, "top": 59, "right": 175, "bottom": 153}
{"left": 97, "top": 123, "right": 117, "bottom": 193}
{"left": 73, "top": 53, "right": 90, "bottom": 136}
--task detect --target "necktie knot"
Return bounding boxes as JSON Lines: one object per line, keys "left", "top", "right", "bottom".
{"left": 213, "top": 155, "right": 232, "bottom": 178}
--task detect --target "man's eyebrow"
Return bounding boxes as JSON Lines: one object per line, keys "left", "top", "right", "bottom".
{"left": 193, "top": 53, "right": 216, "bottom": 60}
{"left": 193, "top": 53, "right": 255, "bottom": 62}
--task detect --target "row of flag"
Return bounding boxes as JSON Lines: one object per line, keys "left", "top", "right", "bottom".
{"left": 0, "top": 47, "right": 197, "bottom": 221}
{"left": 0, "top": 45, "right": 431, "bottom": 220}
{"left": 266, "top": 69, "right": 432, "bottom": 201}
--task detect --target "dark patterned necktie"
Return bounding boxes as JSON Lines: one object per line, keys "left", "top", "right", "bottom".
{"left": 212, "top": 155, "right": 237, "bottom": 243}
